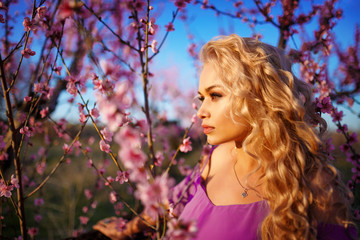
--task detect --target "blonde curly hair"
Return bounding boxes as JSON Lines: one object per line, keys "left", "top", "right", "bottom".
{"left": 199, "top": 34, "right": 354, "bottom": 240}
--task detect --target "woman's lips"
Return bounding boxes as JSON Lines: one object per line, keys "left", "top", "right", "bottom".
{"left": 202, "top": 125, "right": 214, "bottom": 134}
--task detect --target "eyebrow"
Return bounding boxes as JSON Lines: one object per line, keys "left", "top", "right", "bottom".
{"left": 198, "top": 84, "right": 223, "bottom": 95}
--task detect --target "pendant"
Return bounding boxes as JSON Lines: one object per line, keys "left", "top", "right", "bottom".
{"left": 242, "top": 190, "right": 248, "bottom": 198}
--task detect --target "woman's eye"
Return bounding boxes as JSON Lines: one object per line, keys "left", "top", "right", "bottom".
{"left": 197, "top": 96, "right": 204, "bottom": 102}
{"left": 210, "top": 93, "right": 222, "bottom": 99}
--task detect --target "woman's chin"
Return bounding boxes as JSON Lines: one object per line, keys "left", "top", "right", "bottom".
{"left": 206, "top": 137, "right": 226, "bottom": 146}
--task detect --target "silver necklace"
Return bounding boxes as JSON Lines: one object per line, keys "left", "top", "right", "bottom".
{"left": 233, "top": 161, "right": 249, "bottom": 198}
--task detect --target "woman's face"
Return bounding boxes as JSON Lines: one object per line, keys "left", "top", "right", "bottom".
{"left": 197, "top": 63, "right": 250, "bottom": 146}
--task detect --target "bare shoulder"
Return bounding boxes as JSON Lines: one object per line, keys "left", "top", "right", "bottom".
{"left": 200, "top": 143, "right": 233, "bottom": 179}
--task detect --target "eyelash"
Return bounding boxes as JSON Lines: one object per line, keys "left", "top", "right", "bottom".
{"left": 198, "top": 93, "right": 222, "bottom": 102}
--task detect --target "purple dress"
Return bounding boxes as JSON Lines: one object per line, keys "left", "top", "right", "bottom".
{"left": 171, "top": 147, "right": 358, "bottom": 240}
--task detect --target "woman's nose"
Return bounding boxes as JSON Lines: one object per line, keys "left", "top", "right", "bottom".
{"left": 197, "top": 104, "right": 210, "bottom": 119}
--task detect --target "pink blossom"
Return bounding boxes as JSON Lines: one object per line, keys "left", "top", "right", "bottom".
{"left": 82, "top": 206, "right": 89, "bottom": 213}
{"left": 109, "top": 191, "right": 117, "bottom": 203}
{"left": 46, "top": 22, "right": 62, "bottom": 41}
{"left": 348, "top": 132, "right": 358, "bottom": 145}
{"left": 331, "top": 108, "right": 343, "bottom": 122}
{"left": 115, "top": 171, "right": 129, "bottom": 184}
{"left": 34, "top": 214, "right": 42, "bottom": 222}
{"left": 21, "top": 48, "right": 36, "bottom": 58}
{"left": 340, "top": 143, "right": 350, "bottom": 153}
{"left": 36, "top": 162, "right": 46, "bottom": 175}
{"left": 91, "top": 200, "right": 98, "bottom": 209}
{"left": 63, "top": 143, "right": 72, "bottom": 154}
{"left": 151, "top": 39, "right": 158, "bottom": 53}
{"left": 180, "top": 137, "right": 192, "bottom": 153}
{"left": 135, "top": 174, "right": 174, "bottom": 219}
{"left": 84, "top": 189, "right": 93, "bottom": 199}
{"left": 115, "top": 126, "right": 142, "bottom": 148}
{"left": 20, "top": 126, "right": 34, "bottom": 137}
{"left": 90, "top": 108, "right": 100, "bottom": 119}
{"left": 86, "top": 159, "right": 93, "bottom": 168}
{"left": 187, "top": 43, "right": 197, "bottom": 58}
{"left": 0, "top": 182, "right": 13, "bottom": 198}
{"left": 99, "top": 168, "right": 105, "bottom": 175}
{"left": 24, "top": 96, "right": 32, "bottom": 102}
{"left": 28, "top": 227, "right": 39, "bottom": 238}
{"left": 166, "top": 218, "right": 197, "bottom": 240}
{"left": 148, "top": 17, "right": 158, "bottom": 35}
{"left": 79, "top": 112, "right": 87, "bottom": 123}
{"left": 95, "top": 87, "right": 130, "bottom": 131}
{"left": 37, "top": 147, "right": 46, "bottom": 157}
{"left": 33, "top": 82, "right": 43, "bottom": 93}
{"left": 337, "top": 124, "right": 348, "bottom": 133}
{"left": 23, "top": 17, "right": 36, "bottom": 32}
{"left": 11, "top": 175, "right": 19, "bottom": 189}
{"left": 36, "top": 6, "right": 47, "bottom": 19}
{"left": 0, "top": 153, "right": 8, "bottom": 161}
{"left": 58, "top": 0, "right": 85, "bottom": 20}
{"left": 93, "top": 78, "right": 114, "bottom": 94}
{"left": 165, "top": 22, "right": 175, "bottom": 32}
{"left": 114, "top": 82, "right": 132, "bottom": 108}
{"left": 53, "top": 65, "right": 62, "bottom": 75}
{"left": 316, "top": 96, "right": 332, "bottom": 114}
{"left": 175, "top": 0, "right": 188, "bottom": 8}
{"left": 99, "top": 140, "right": 111, "bottom": 153}
{"left": 34, "top": 198, "right": 44, "bottom": 206}
{"left": 79, "top": 216, "right": 89, "bottom": 225}
{"left": 101, "top": 127, "right": 113, "bottom": 142}
{"left": 105, "top": 176, "right": 114, "bottom": 186}
{"left": 136, "top": 119, "right": 148, "bottom": 132}
{"left": 132, "top": 0, "right": 146, "bottom": 11}
{"left": 191, "top": 114, "right": 200, "bottom": 124}
{"left": 73, "top": 140, "right": 82, "bottom": 151}
{"left": 155, "top": 151, "right": 164, "bottom": 166}
{"left": 65, "top": 76, "right": 78, "bottom": 96}
{"left": 192, "top": 102, "right": 197, "bottom": 110}
{"left": 40, "top": 107, "right": 49, "bottom": 118}
{"left": 129, "top": 167, "right": 148, "bottom": 183}
{"left": 118, "top": 147, "right": 147, "bottom": 170}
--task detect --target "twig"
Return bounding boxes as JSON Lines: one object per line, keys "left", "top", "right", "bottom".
{"left": 165, "top": 123, "right": 193, "bottom": 175}
{"left": 90, "top": 162, "right": 156, "bottom": 230}
{"left": 149, "top": 8, "right": 179, "bottom": 61}
{"left": 25, "top": 119, "right": 88, "bottom": 199}
{"left": 0, "top": 168, "right": 21, "bottom": 218}
{"left": 77, "top": 91, "right": 123, "bottom": 172}
{"left": 140, "top": 0, "right": 157, "bottom": 176}
{"left": 253, "top": 0, "right": 280, "bottom": 28}
{"left": 0, "top": 52, "right": 27, "bottom": 240}
{"left": 80, "top": 1, "right": 138, "bottom": 52}
{"left": 3, "top": 34, "right": 26, "bottom": 62}
{"left": 97, "top": 39, "right": 140, "bottom": 76}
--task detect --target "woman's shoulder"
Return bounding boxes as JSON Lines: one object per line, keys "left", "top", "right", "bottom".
{"left": 199, "top": 143, "right": 233, "bottom": 179}
{"left": 199, "top": 143, "right": 225, "bottom": 163}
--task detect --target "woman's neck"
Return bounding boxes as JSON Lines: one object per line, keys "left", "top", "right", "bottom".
{"left": 231, "top": 141, "right": 261, "bottom": 176}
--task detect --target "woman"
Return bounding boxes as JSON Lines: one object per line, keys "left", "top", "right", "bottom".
{"left": 94, "top": 34, "right": 357, "bottom": 239}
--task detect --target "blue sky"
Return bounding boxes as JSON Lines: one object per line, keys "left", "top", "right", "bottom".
{"left": 6, "top": 0, "right": 360, "bottom": 130}
{"left": 149, "top": 0, "right": 360, "bottom": 130}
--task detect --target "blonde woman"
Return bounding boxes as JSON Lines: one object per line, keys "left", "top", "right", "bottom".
{"left": 94, "top": 34, "right": 358, "bottom": 239}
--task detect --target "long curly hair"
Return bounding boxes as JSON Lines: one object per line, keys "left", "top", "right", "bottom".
{"left": 199, "top": 34, "right": 354, "bottom": 240}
